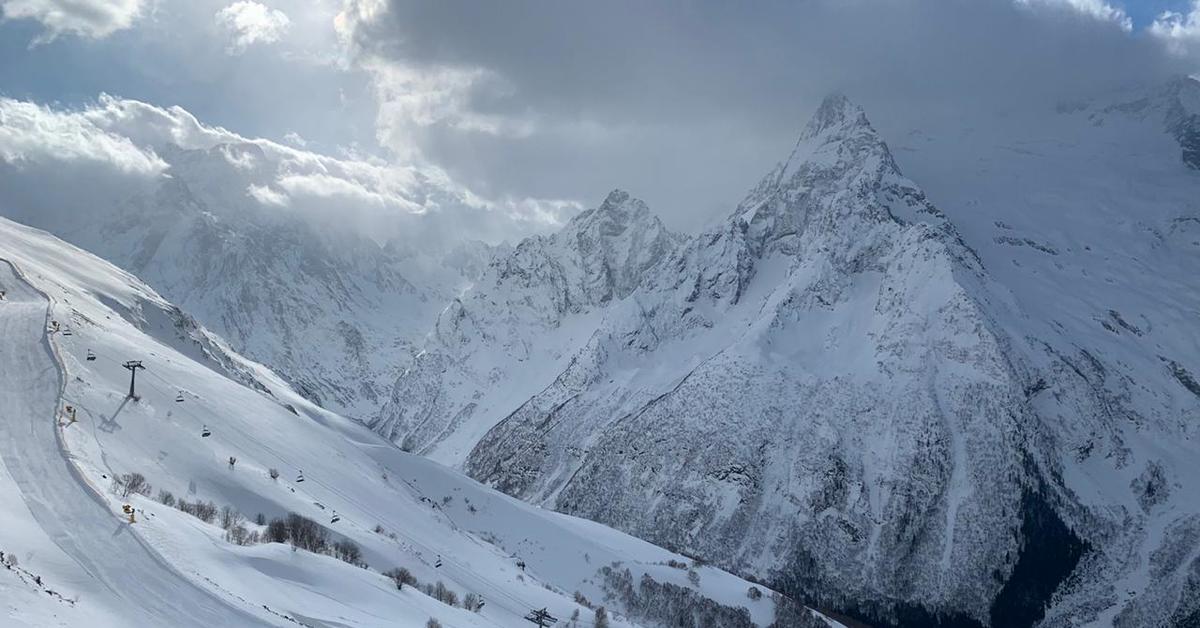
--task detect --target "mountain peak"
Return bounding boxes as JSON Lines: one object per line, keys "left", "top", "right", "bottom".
{"left": 799, "top": 92, "right": 869, "bottom": 140}
{"left": 566, "top": 188, "right": 654, "bottom": 234}
{"left": 599, "top": 188, "right": 633, "bottom": 209}
{"left": 740, "top": 93, "right": 893, "bottom": 215}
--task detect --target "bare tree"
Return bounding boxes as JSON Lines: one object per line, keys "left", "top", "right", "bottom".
{"left": 117, "top": 472, "right": 151, "bottom": 498}
{"left": 266, "top": 518, "right": 289, "bottom": 544}
{"left": 285, "top": 513, "right": 327, "bottom": 553}
{"left": 384, "top": 567, "right": 417, "bottom": 590}
{"left": 220, "top": 505, "right": 243, "bottom": 530}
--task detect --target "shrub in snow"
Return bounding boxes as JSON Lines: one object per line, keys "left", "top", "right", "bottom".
{"left": 688, "top": 569, "right": 700, "bottom": 586}
{"left": 157, "top": 489, "right": 175, "bottom": 506}
{"left": 176, "top": 499, "right": 219, "bottom": 523}
{"left": 425, "top": 619, "right": 441, "bottom": 628}
{"left": 384, "top": 567, "right": 416, "bottom": 590}
{"left": 574, "top": 591, "right": 594, "bottom": 609}
{"left": 747, "top": 586, "right": 762, "bottom": 600}
{"left": 666, "top": 559, "right": 687, "bottom": 569}
{"left": 266, "top": 518, "right": 289, "bottom": 544}
{"left": 594, "top": 606, "right": 609, "bottom": 628}
{"left": 463, "top": 592, "right": 483, "bottom": 611}
{"left": 424, "top": 581, "right": 458, "bottom": 606}
{"left": 285, "top": 513, "right": 327, "bottom": 553}
{"left": 193, "top": 501, "right": 218, "bottom": 523}
{"left": 114, "top": 472, "right": 151, "bottom": 498}
{"left": 598, "top": 565, "right": 758, "bottom": 628}
{"left": 225, "top": 524, "right": 250, "bottom": 545}
{"left": 220, "top": 505, "right": 243, "bottom": 530}
{"left": 255, "top": 513, "right": 266, "bottom": 526}
{"left": 332, "top": 540, "right": 362, "bottom": 566}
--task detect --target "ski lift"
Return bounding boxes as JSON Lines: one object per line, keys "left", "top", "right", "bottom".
{"left": 175, "top": 391, "right": 185, "bottom": 403}
{"left": 86, "top": 349, "right": 96, "bottom": 361}
{"left": 296, "top": 470, "right": 305, "bottom": 483}
{"left": 62, "top": 328, "right": 72, "bottom": 336}
{"left": 435, "top": 555, "right": 443, "bottom": 569}
{"left": 330, "top": 511, "right": 340, "bottom": 524}
{"left": 201, "top": 425, "right": 211, "bottom": 437}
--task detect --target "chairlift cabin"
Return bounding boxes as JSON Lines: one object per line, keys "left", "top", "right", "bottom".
{"left": 296, "top": 471, "right": 305, "bottom": 483}
{"left": 175, "top": 391, "right": 185, "bottom": 403}
{"left": 201, "top": 425, "right": 211, "bottom": 438}
{"left": 330, "top": 512, "right": 340, "bottom": 524}
{"left": 435, "top": 555, "right": 443, "bottom": 568}
{"left": 62, "top": 328, "right": 72, "bottom": 336}
{"left": 86, "top": 349, "right": 96, "bottom": 361}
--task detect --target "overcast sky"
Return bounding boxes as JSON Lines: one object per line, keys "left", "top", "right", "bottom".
{"left": 1, "top": 0, "right": 1199, "bottom": 239}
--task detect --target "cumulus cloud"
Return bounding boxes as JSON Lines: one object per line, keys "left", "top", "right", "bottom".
{"left": 1150, "top": 1, "right": 1200, "bottom": 57}
{"left": 0, "top": 94, "right": 578, "bottom": 247}
{"left": 0, "top": 0, "right": 144, "bottom": 42}
{"left": 282, "top": 131, "right": 307, "bottom": 147}
{"left": 1016, "top": 0, "right": 1132, "bottom": 31}
{"left": 0, "top": 97, "right": 166, "bottom": 174}
{"left": 215, "top": 1, "right": 291, "bottom": 54}
{"left": 334, "top": 0, "right": 1184, "bottom": 231}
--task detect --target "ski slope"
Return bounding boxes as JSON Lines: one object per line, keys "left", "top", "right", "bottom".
{"left": 0, "top": 216, "right": 836, "bottom": 627}
{"left": 0, "top": 259, "right": 267, "bottom": 626}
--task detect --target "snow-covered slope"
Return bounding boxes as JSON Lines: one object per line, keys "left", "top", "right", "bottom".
{"left": 376, "top": 86, "right": 1200, "bottom": 627}
{"left": 0, "top": 216, "right": 836, "bottom": 627}
{"left": 370, "top": 190, "right": 681, "bottom": 460}
{"left": 0, "top": 123, "right": 504, "bottom": 421}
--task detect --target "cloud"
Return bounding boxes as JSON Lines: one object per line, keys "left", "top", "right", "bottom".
{"left": 1016, "top": 0, "right": 1132, "bottom": 31}
{"left": 215, "top": 1, "right": 291, "bottom": 54}
{"left": 0, "top": 97, "right": 166, "bottom": 174}
{"left": 364, "top": 60, "right": 535, "bottom": 161}
{"left": 334, "top": 0, "right": 1186, "bottom": 232}
{"left": 1150, "top": 1, "right": 1200, "bottom": 56}
{"left": 0, "top": 0, "right": 144, "bottom": 43}
{"left": 282, "top": 132, "right": 307, "bottom": 148}
{"left": 0, "top": 93, "right": 579, "bottom": 247}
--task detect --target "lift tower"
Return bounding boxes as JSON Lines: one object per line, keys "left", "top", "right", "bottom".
{"left": 122, "top": 360, "right": 145, "bottom": 399}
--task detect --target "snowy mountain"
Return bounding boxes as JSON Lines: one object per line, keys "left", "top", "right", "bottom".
{"left": 0, "top": 216, "right": 835, "bottom": 627}
{"left": 375, "top": 84, "right": 1200, "bottom": 628}
{"left": 0, "top": 126, "right": 503, "bottom": 421}
{"left": 369, "top": 188, "right": 681, "bottom": 457}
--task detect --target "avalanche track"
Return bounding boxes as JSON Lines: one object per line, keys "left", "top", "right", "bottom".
{"left": 0, "top": 258, "right": 267, "bottom": 627}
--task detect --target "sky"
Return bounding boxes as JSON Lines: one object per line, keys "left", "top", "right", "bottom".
{"left": 1, "top": 0, "right": 1199, "bottom": 243}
